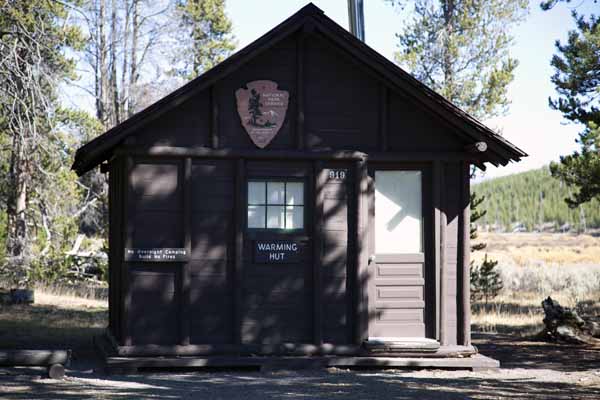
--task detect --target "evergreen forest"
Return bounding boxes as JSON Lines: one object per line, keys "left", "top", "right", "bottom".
{"left": 473, "top": 166, "right": 600, "bottom": 232}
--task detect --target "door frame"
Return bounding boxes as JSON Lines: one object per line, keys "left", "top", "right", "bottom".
{"left": 366, "top": 162, "right": 436, "bottom": 339}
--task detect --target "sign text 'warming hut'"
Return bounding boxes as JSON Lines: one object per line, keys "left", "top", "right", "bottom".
{"left": 254, "top": 240, "right": 303, "bottom": 263}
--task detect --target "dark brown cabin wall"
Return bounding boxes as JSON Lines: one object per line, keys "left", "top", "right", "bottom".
{"left": 111, "top": 157, "right": 127, "bottom": 342}
{"left": 443, "top": 162, "right": 461, "bottom": 345}
{"left": 388, "top": 93, "right": 466, "bottom": 152}
{"left": 132, "top": 92, "right": 211, "bottom": 147}
{"left": 305, "top": 34, "right": 379, "bottom": 151}
{"left": 189, "top": 160, "right": 235, "bottom": 344}
{"left": 107, "top": 159, "right": 118, "bottom": 339}
{"left": 217, "top": 37, "right": 297, "bottom": 150}
{"left": 127, "top": 161, "right": 183, "bottom": 345}
{"left": 458, "top": 161, "right": 471, "bottom": 346}
{"left": 321, "top": 163, "right": 352, "bottom": 344}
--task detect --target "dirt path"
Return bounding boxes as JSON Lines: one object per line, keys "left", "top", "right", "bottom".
{"left": 1, "top": 365, "right": 599, "bottom": 400}
{"left": 1, "top": 334, "right": 599, "bottom": 399}
{"left": 2, "top": 334, "right": 600, "bottom": 400}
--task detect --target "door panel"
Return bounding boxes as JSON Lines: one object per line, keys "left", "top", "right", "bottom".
{"left": 242, "top": 162, "right": 312, "bottom": 344}
{"left": 369, "top": 169, "right": 427, "bottom": 338}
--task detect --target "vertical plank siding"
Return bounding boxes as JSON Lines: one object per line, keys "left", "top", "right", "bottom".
{"left": 321, "top": 163, "right": 352, "bottom": 344}
{"left": 312, "top": 161, "right": 324, "bottom": 345}
{"left": 458, "top": 161, "right": 472, "bottom": 346}
{"left": 354, "top": 160, "right": 369, "bottom": 344}
{"left": 444, "top": 163, "right": 460, "bottom": 346}
{"left": 296, "top": 31, "right": 306, "bottom": 150}
{"left": 433, "top": 161, "right": 442, "bottom": 342}
{"left": 379, "top": 85, "right": 389, "bottom": 152}
{"left": 181, "top": 158, "right": 192, "bottom": 346}
{"left": 190, "top": 160, "right": 235, "bottom": 344}
{"left": 126, "top": 160, "right": 183, "bottom": 345}
{"left": 105, "top": 25, "right": 485, "bottom": 354}
{"left": 234, "top": 159, "right": 245, "bottom": 345}
{"left": 439, "top": 162, "right": 448, "bottom": 346}
{"left": 305, "top": 34, "right": 379, "bottom": 151}
{"left": 210, "top": 86, "right": 219, "bottom": 149}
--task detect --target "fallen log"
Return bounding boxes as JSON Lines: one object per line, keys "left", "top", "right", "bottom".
{"left": 0, "top": 350, "right": 70, "bottom": 379}
{"left": 540, "top": 297, "right": 600, "bottom": 345}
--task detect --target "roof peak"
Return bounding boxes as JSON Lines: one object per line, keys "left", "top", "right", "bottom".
{"left": 297, "top": 3, "right": 324, "bottom": 15}
{"left": 72, "top": 2, "right": 525, "bottom": 176}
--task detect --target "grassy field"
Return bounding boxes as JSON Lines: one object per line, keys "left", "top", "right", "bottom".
{"left": 471, "top": 232, "right": 600, "bottom": 335}
{"left": 0, "top": 286, "right": 107, "bottom": 354}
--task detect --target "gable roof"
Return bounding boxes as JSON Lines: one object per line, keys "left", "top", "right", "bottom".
{"left": 72, "top": 3, "right": 527, "bottom": 176}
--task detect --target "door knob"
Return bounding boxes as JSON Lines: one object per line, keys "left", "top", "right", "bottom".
{"left": 368, "top": 254, "right": 376, "bottom": 264}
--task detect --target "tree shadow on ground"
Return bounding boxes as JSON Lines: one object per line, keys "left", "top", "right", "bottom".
{"left": 0, "top": 303, "right": 106, "bottom": 357}
{"left": 0, "top": 365, "right": 599, "bottom": 400}
{"left": 474, "top": 332, "right": 600, "bottom": 372}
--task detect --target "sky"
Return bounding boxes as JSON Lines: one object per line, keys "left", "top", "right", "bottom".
{"left": 225, "top": 0, "right": 597, "bottom": 181}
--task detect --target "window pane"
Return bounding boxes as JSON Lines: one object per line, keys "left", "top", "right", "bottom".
{"left": 248, "top": 205, "right": 266, "bottom": 228}
{"left": 267, "top": 205, "right": 285, "bottom": 228}
{"left": 267, "top": 182, "right": 285, "bottom": 204}
{"left": 286, "top": 182, "right": 304, "bottom": 205}
{"left": 375, "top": 171, "right": 422, "bottom": 253}
{"left": 248, "top": 182, "right": 265, "bottom": 204}
{"left": 285, "top": 206, "right": 304, "bottom": 229}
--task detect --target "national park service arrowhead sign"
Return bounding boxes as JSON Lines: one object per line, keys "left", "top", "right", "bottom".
{"left": 236, "top": 80, "right": 289, "bottom": 148}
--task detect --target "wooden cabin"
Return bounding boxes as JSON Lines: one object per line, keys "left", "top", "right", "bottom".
{"left": 73, "top": 4, "right": 525, "bottom": 371}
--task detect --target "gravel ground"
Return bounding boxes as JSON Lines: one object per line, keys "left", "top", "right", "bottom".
{"left": 1, "top": 364, "right": 600, "bottom": 399}
{"left": 1, "top": 333, "right": 600, "bottom": 399}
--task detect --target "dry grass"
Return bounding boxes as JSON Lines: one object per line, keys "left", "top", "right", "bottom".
{"left": 0, "top": 287, "right": 107, "bottom": 351}
{"left": 471, "top": 233, "right": 600, "bottom": 335}
{"left": 474, "top": 232, "right": 600, "bottom": 267}
{"left": 34, "top": 287, "right": 107, "bottom": 310}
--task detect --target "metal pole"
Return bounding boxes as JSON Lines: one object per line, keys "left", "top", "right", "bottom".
{"left": 347, "top": 0, "right": 365, "bottom": 41}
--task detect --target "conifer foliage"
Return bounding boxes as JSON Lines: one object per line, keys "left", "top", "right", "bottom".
{"left": 388, "top": 0, "right": 529, "bottom": 120}
{"left": 470, "top": 255, "right": 503, "bottom": 304}
{"left": 545, "top": 6, "right": 600, "bottom": 208}
{"left": 387, "top": 0, "right": 528, "bottom": 303}
{"left": 174, "top": 0, "right": 235, "bottom": 79}
{"left": 474, "top": 167, "right": 600, "bottom": 232}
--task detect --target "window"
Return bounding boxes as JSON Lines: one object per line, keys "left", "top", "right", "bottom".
{"left": 247, "top": 181, "right": 304, "bottom": 229}
{"left": 375, "top": 170, "right": 422, "bottom": 253}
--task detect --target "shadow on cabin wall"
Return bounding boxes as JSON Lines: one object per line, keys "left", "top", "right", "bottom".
{"left": 120, "top": 157, "right": 466, "bottom": 352}
{"left": 122, "top": 158, "right": 378, "bottom": 350}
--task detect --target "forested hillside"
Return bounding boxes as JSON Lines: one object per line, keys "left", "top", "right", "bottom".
{"left": 473, "top": 167, "right": 600, "bottom": 232}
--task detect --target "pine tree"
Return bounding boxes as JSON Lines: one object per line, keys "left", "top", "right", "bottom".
{"left": 0, "top": 0, "right": 85, "bottom": 286}
{"left": 471, "top": 255, "right": 503, "bottom": 304}
{"left": 390, "top": 0, "right": 529, "bottom": 119}
{"left": 470, "top": 192, "right": 487, "bottom": 251}
{"left": 388, "top": 0, "right": 527, "bottom": 302}
{"left": 174, "top": 0, "right": 235, "bottom": 80}
{"left": 544, "top": 9, "right": 600, "bottom": 208}
{"left": 248, "top": 89, "right": 262, "bottom": 126}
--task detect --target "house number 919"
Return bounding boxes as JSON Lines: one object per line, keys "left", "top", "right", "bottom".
{"left": 328, "top": 169, "right": 347, "bottom": 181}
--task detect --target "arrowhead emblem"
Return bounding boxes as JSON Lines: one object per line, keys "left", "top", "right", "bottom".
{"left": 235, "top": 80, "right": 289, "bottom": 148}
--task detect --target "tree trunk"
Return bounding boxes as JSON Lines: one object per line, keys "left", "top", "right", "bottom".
{"left": 97, "top": 0, "right": 109, "bottom": 127}
{"left": 128, "top": 0, "right": 139, "bottom": 117}
{"left": 109, "top": 0, "right": 120, "bottom": 125}
{"left": 540, "top": 297, "right": 600, "bottom": 345}
{"left": 442, "top": 0, "right": 455, "bottom": 101}
{"left": 120, "top": 0, "right": 131, "bottom": 117}
{"left": 6, "top": 127, "right": 30, "bottom": 286}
